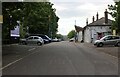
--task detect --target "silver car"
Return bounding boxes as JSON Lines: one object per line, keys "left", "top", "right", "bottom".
{"left": 20, "top": 36, "right": 44, "bottom": 46}
{"left": 94, "top": 35, "right": 120, "bottom": 47}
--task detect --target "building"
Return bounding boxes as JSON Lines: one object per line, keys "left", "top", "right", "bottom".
{"left": 83, "top": 9, "right": 112, "bottom": 43}
{"left": 74, "top": 25, "right": 83, "bottom": 42}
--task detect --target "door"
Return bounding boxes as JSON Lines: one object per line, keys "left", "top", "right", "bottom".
{"left": 27, "top": 36, "right": 34, "bottom": 44}
{"left": 33, "top": 37, "right": 39, "bottom": 44}
{"left": 97, "top": 33, "right": 103, "bottom": 40}
{"left": 104, "top": 36, "right": 114, "bottom": 45}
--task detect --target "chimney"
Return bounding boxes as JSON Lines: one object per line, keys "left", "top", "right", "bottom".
{"left": 86, "top": 18, "right": 88, "bottom": 25}
{"left": 104, "top": 9, "right": 108, "bottom": 24}
{"left": 96, "top": 12, "right": 99, "bottom": 20}
{"left": 92, "top": 16, "right": 95, "bottom": 22}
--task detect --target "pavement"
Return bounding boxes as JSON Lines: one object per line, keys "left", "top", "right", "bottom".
{"left": 79, "top": 42, "right": 119, "bottom": 58}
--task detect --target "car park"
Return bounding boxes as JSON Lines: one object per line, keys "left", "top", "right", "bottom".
{"left": 29, "top": 34, "right": 52, "bottom": 43}
{"left": 94, "top": 35, "right": 120, "bottom": 47}
{"left": 20, "top": 36, "right": 44, "bottom": 46}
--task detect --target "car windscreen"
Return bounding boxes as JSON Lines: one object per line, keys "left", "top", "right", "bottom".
{"left": 100, "top": 36, "right": 108, "bottom": 40}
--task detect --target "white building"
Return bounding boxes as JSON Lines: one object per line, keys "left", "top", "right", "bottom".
{"left": 75, "top": 25, "right": 83, "bottom": 42}
{"left": 83, "top": 10, "right": 112, "bottom": 43}
{"left": 75, "top": 9, "right": 112, "bottom": 43}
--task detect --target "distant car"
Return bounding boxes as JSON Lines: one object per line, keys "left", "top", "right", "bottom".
{"left": 52, "top": 38, "right": 60, "bottom": 42}
{"left": 69, "top": 38, "right": 75, "bottom": 42}
{"left": 20, "top": 36, "right": 44, "bottom": 46}
{"left": 94, "top": 35, "right": 120, "bottom": 47}
{"left": 29, "top": 34, "right": 52, "bottom": 43}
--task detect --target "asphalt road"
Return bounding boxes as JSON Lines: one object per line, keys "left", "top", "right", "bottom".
{"left": 2, "top": 41, "right": 118, "bottom": 75}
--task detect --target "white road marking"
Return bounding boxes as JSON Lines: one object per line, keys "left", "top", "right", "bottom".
{"left": 1, "top": 47, "right": 37, "bottom": 70}
{"left": 0, "top": 58, "right": 23, "bottom": 70}
{"left": 28, "top": 48, "right": 36, "bottom": 51}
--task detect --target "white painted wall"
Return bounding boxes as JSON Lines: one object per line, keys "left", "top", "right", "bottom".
{"left": 78, "top": 31, "right": 82, "bottom": 42}
{"left": 84, "top": 27, "right": 91, "bottom": 43}
{"left": 84, "top": 26, "right": 111, "bottom": 43}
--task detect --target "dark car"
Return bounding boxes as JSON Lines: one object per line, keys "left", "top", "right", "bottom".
{"left": 29, "top": 34, "right": 52, "bottom": 43}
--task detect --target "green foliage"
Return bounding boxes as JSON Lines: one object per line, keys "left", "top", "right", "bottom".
{"left": 2, "top": 2, "right": 24, "bottom": 39}
{"left": 67, "top": 30, "right": 76, "bottom": 39}
{"left": 2, "top": 2, "right": 59, "bottom": 40}
{"left": 108, "top": 1, "right": 120, "bottom": 35}
{"left": 55, "top": 34, "right": 63, "bottom": 39}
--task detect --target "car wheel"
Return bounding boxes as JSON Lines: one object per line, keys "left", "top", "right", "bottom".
{"left": 98, "top": 43, "right": 103, "bottom": 47}
{"left": 37, "top": 42, "right": 42, "bottom": 46}
{"left": 116, "top": 42, "right": 120, "bottom": 47}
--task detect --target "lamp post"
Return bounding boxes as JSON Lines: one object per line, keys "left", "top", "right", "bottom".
{"left": 48, "top": 15, "right": 51, "bottom": 38}
{"left": 9, "top": 14, "right": 12, "bottom": 43}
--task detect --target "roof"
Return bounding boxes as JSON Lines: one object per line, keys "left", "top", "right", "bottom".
{"left": 75, "top": 25, "right": 83, "bottom": 32}
{"left": 87, "top": 17, "right": 112, "bottom": 27}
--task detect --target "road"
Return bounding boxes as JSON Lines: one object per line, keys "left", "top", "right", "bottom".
{"left": 2, "top": 41, "right": 118, "bottom": 75}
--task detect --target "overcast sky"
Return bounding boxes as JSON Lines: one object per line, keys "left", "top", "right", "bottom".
{"left": 50, "top": 0, "right": 114, "bottom": 35}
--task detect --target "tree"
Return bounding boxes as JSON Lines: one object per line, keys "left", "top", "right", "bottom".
{"left": 2, "top": 2, "right": 24, "bottom": 43}
{"left": 55, "top": 34, "right": 63, "bottom": 39}
{"left": 2, "top": 2, "right": 59, "bottom": 43}
{"left": 108, "top": 1, "right": 120, "bottom": 35}
{"left": 20, "top": 2, "right": 59, "bottom": 38}
{"left": 67, "top": 30, "right": 76, "bottom": 39}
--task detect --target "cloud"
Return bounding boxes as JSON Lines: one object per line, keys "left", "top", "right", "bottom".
{"left": 50, "top": 0, "right": 114, "bottom": 35}
{"left": 53, "top": 5, "right": 68, "bottom": 11}
{"left": 53, "top": 2, "right": 112, "bottom": 19}
{"left": 53, "top": 2, "right": 89, "bottom": 18}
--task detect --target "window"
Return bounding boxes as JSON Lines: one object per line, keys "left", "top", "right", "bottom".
{"left": 34, "top": 37, "right": 39, "bottom": 39}
{"left": 113, "top": 36, "right": 119, "bottom": 39}
{"left": 105, "top": 36, "right": 112, "bottom": 40}
{"left": 109, "top": 27, "right": 111, "bottom": 29}
{"left": 28, "top": 37, "right": 33, "bottom": 40}
{"left": 106, "top": 36, "right": 119, "bottom": 40}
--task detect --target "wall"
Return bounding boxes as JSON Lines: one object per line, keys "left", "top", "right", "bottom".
{"left": 84, "top": 26, "right": 111, "bottom": 43}
{"left": 77, "top": 31, "right": 83, "bottom": 42}
{"left": 84, "top": 27, "right": 91, "bottom": 43}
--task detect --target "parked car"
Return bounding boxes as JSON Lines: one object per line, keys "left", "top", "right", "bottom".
{"left": 94, "top": 35, "right": 120, "bottom": 47}
{"left": 52, "top": 38, "right": 61, "bottom": 42}
{"left": 69, "top": 38, "right": 75, "bottom": 42}
{"left": 29, "top": 34, "right": 52, "bottom": 43}
{"left": 20, "top": 36, "right": 44, "bottom": 46}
